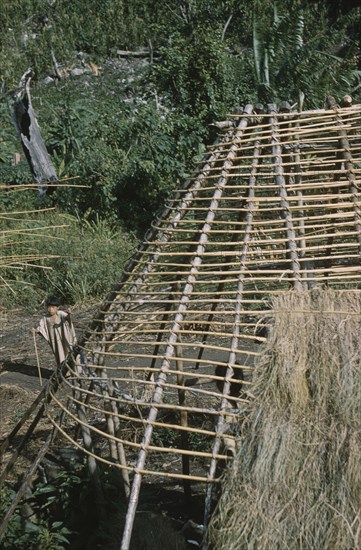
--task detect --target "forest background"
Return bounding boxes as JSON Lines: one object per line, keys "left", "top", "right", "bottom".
{"left": 1, "top": 0, "right": 360, "bottom": 309}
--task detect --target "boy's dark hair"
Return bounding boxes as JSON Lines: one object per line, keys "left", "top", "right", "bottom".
{"left": 46, "top": 295, "right": 62, "bottom": 307}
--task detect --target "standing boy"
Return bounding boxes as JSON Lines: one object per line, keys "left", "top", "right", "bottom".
{"left": 34, "top": 295, "right": 77, "bottom": 366}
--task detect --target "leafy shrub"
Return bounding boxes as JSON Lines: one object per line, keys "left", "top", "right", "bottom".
{"left": 29, "top": 74, "right": 207, "bottom": 231}
{"left": 0, "top": 483, "right": 73, "bottom": 550}
{"left": 0, "top": 460, "right": 130, "bottom": 549}
{"left": 154, "top": 30, "right": 246, "bottom": 124}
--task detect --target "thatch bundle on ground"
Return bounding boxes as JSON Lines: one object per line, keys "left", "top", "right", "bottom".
{"left": 209, "top": 289, "right": 361, "bottom": 550}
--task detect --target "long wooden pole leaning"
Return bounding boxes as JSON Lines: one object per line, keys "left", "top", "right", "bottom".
{"left": 119, "top": 104, "right": 255, "bottom": 550}
{"left": 202, "top": 136, "right": 261, "bottom": 547}
{"left": 32, "top": 328, "right": 43, "bottom": 386}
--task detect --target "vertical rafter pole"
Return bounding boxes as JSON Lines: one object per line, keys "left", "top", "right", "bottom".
{"left": 327, "top": 96, "right": 361, "bottom": 252}
{"left": 268, "top": 104, "right": 303, "bottom": 290}
{"left": 175, "top": 332, "right": 192, "bottom": 504}
{"left": 202, "top": 136, "right": 262, "bottom": 545}
{"left": 119, "top": 105, "right": 255, "bottom": 550}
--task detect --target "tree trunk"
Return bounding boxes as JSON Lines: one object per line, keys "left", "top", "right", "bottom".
{"left": 12, "top": 69, "right": 58, "bottom": 196}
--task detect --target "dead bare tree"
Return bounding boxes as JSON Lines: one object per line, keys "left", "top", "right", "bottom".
{"left": 12, "top": 68, "right": 58, "bottom": 197}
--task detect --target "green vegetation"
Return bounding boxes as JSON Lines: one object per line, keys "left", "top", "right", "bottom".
{"left": 0, "top": 1, "right": 360, "bottom": 307}
{"left": 0, "top": 462, "right": 128, "bottom": 549}
{"left": 1, "top": 4, "right": 360, "bottom": 544}
{"left": 0, "top": 474, "right": 77, "bottom": 550}
{"left": 0, "top": 192, "right": 136, "bottom": 308}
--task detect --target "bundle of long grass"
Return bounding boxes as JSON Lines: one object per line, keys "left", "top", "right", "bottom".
{"left": 209, "top": 289, "right": 361, "bottom": 550}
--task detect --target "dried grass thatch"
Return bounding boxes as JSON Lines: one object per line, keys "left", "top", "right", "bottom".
{"left": 208, "top": 289, "right": 361, "bottom": 550}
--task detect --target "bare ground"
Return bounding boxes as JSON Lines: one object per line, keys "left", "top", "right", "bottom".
{"left": 0, "top": 306, "right": 208, "bottom": 549}
{"left": 0, "top": 305, "right": 94, "bottom": 435}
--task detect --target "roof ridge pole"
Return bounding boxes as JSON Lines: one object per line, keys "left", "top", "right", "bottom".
{"left": 268, "top": 103, "right": 303, "bottom": 290}
{"left": 119, "top": 104, "right": 255, "bottom": 550}
{"left": 202, "top": 136, "right": 262, "bottom": 547}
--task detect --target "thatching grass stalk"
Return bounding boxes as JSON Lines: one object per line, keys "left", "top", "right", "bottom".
{"left": 208, "top": 289, "right": 361, "bottom": 550}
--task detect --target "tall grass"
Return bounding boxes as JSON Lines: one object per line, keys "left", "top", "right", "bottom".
{"left": 0, "top": 208, "right": 136, "bottom": 309}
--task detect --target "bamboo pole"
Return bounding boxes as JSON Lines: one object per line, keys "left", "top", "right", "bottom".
{"left": 65, "top": 356, "right": 105, "bottom": 513}
{"left": 119, "top": 103, "right": 255, "bottom": 550}
{"left": 32, "top": 328, "right": 43, "bottom": 386}
{"left": 50, "top": 384, "right": 237, "bottom": 426}
{"left": 49, "top": 387, "right": 237, "bottom": 459}
{"left": 150, "top": 208, "right": 360, "bottom": 228}
{"left": 96, "top": 366, "right": 130, "bottom": 496}
{"left": 328, "top": 96, "right": 361, "bottom": 252}
{"left": 226, "top": 103, "right": 361, "bottom": 118}
{"left": 80, "top": 124, "right": 239, "bottom": 352}
{"left": 206, "top": 126, "right": 361, "bottom": 152}
{"left": 145, "top": 285, "right": 178, "bottom": 393}
{"left": 174, "top": 331, "right": 192, "bottom": 504}
{"left": 39, "top": 416, "right": 227, "bottom": 483}
{"left": 203, "top": 135, "right": 261, "bottom": 540}
{"left": 209, "top": 107, "right": 361, "bottom": 145}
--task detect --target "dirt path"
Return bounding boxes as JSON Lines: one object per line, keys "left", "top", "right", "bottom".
{"left": 0, "top": 305, "right": 95, "bottom": 434}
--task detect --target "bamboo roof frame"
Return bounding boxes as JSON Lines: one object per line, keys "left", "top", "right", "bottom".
{"left": 2, "top": 97, "right": 361, "bottom": 549}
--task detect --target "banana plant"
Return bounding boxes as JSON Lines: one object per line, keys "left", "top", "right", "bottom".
{"left": 252, "top": 0, "right": 304, "bottom": 102}
{"left": 253, "top": 1, "right": 280, "bottom": 98}
{"left": 252, "top": 0, "right": 360, "bottom": 108}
